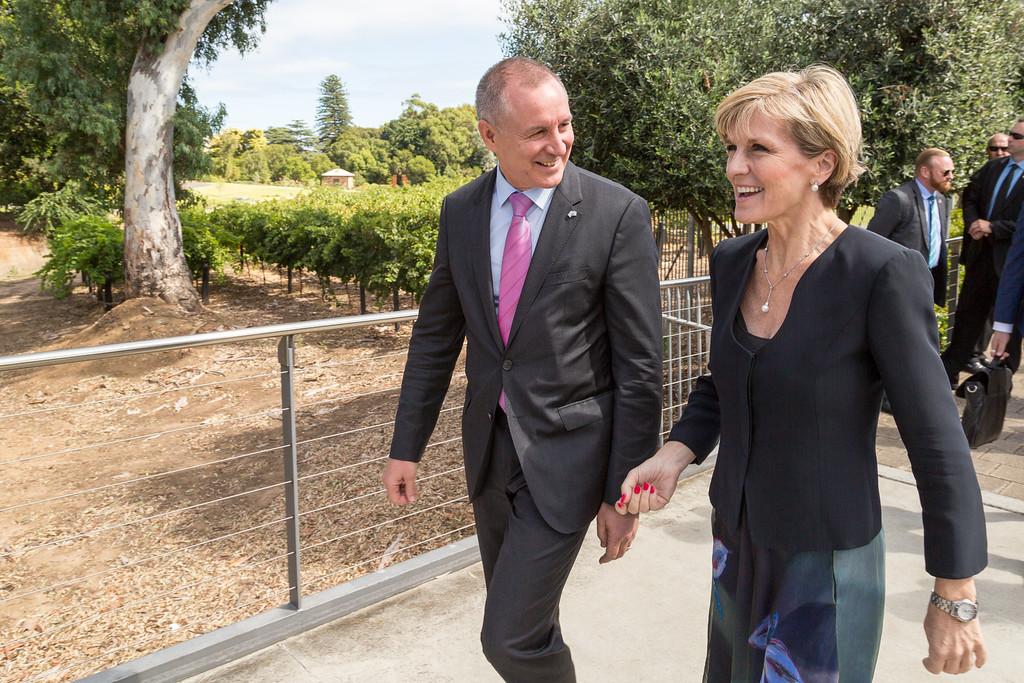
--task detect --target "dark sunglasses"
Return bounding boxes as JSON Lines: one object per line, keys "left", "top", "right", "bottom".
{"left": 1008, "top": 131, "right": 1024, "bottom": 140}
{"left": 940, "top": 169, "right": 954, "bottom": 177}
{"left": 989, "top": 145, "right": 1009, "bottom": 152}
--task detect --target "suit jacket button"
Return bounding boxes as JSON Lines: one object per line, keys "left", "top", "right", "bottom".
{"left": 487, "top": 412, "right": 493, "bottom": 420}
{"left": 502, "top": 360, "right": 513, "bottom": 371}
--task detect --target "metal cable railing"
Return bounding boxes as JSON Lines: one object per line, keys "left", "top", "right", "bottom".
{"left": 0, "top": 308, "right": 467, "bottom": 683}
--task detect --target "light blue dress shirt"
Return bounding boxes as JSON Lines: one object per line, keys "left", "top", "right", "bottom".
{"left": 489, "top": 167, "right": 556, "bottom": 310}
{"left": 987, "top": 159, "right": 1023, "bottom": 219}
{"left": 915, "top": 178, "right": 942, "bottom": 268}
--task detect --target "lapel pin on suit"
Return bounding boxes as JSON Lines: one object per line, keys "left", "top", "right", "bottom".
{"left": 567, "top": 210, "right": 578, "bottom": 219}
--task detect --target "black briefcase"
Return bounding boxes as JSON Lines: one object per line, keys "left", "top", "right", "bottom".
{"left": 955, "top": 361, "right": 1013, "bottom": 448}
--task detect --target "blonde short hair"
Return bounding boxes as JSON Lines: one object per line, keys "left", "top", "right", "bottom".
{"left": 714, "top": 65, "right": 865, "bottom": 208}
{"left": 915, "top": 147, "right": 950, "bottom": 171}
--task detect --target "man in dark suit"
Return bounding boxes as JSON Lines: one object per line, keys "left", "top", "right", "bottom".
{"left": 987, "top": 132, "right": 1010, "bottom": 160}
{"left": 989, "top": 203, "right": 1024, "bottom": 361}
{"left": 382, "top": 57, "right": 662, "bottom": 682}
{"left": 942, "top": 118, "right": 1024, "bottom": 381}
{"left": 867, "top": 147, "right": 954, "bottom": 306}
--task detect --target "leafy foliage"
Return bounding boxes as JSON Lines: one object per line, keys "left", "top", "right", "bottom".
{"left": 36, "top": 208, "right": 231, "bottom": 301}
{"left": 179, "top": 177, "right": 466, "bottom": 303}
{"left": 16, "top": 181, "right": 105, "bottom": 236}
{"left": 36, "top": 215, "right": 124, "bottom": 297}
{"left": 0, "top": 0, "right": 270, "bottom": 199}
{"left": 502, "top": 0, "right": 1024, "bottom": 221}
{"left": 178, "top": 207, "right": 227, "bottom": 278}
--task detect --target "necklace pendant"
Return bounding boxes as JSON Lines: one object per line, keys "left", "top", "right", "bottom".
{"left": 761, "top": 302, "right": 770, "bottom": 313}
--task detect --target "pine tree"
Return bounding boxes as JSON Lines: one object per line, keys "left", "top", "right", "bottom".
{"left": 316, "top": 74, "right": 353, "bottom": 149}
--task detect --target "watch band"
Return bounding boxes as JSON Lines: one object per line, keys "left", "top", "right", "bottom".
{"left": 930, "top": 591, "right": 979, "bottom": 622}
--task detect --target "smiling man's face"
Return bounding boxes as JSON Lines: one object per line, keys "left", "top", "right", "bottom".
{"left": 477, "top": 77, "right": 574, "bottom": 190}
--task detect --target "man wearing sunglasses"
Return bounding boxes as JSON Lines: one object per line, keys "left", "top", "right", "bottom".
{"left": 988, "top": 132, "right": 1010, "bottom": 160}
{"left": 868, "top": 147, "right": 955, "bottom": 307}
{"left": 942, "top": 120, "right": 1024, "bottom": 384}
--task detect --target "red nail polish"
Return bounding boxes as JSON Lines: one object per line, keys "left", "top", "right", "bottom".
{"left": 634, "top": 485, "right": 641, "bottom": 494}
{"left": 616, "top": 500, "right": 623, "bottom": 507}
{"left": 651, "top": 486, "right": 656, "bottom": 494}
{"left": 643, "top": 482, "right": 650, "bottom": 491}
{"left": 620, "top": 493, "right": 627, "bottom": 502}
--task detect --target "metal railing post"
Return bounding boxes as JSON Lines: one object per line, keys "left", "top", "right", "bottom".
{"left": 686, "top": 213, "right": 696, "bottom": 278}
{"left": 278, "top": 335, "right": 303, "bottom": 609}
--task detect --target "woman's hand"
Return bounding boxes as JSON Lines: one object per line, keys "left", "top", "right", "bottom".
{"left": 616, "top": 441, "right": 696, "bottom": 515}
{"left": 922, "top": 577, "right": 987, "bottom": 675}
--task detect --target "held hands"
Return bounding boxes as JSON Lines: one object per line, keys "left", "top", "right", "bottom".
{"left": 615, "top": 441, "right": 696, "bottom": 516}
{"left": 596, "top": 503, "right": 637, "bottom": 564}
{"left": 922, "top": 578, "right": 987, "bottom": 675}
{"left": 382, "top": 458, "right": 419, "bottom": 505}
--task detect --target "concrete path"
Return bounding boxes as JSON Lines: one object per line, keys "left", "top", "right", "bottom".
{"left": 878, "top": 374, "right": 1024, "bottom": 500}
{"left": 185, "top": 471, "right": 1024, "bottom": 683}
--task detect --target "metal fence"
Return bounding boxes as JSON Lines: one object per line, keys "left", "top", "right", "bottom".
{"left": 0, "top": 278, "right": 713, "bottom": 683}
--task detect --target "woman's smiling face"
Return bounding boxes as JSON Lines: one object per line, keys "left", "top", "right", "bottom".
{"left": 724, "top": 111, "right": 829, "bottom": 225}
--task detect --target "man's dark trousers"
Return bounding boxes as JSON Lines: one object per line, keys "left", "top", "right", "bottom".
{"left": 473, "top": 412, "right": 586, "bottom": 683}
{"left": 944, "top": 247, "right": 1022, "bottom": 375}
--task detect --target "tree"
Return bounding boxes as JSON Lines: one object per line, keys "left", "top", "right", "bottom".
{"left": 381, "top": 95, "right": 493, "bottom": 175}
{"left": 240, "top": 128, "right": 268, "bottom": 153}
{"left": 2, "top": 0, "right": 272, "bottom": 310}
{"left": 237, "top": 147, "right": 271, "bottom": 183}
{"left": 209, "top": 128, "right": 244, "bottom": 180}
{"left": 405, "top": 155, "right": 437, "bottom": 184}
{"left": 316, "top": 74, "right": 353, "bottom": 148}
{"left": 328, "top": 127, "right": 392, "bottom": 184}
{"left": 502, "top": 0, "right": 1024, "bottom": 224}
{"left": 759, "top": 0, "right": 1024, "bottom": 213}
{"left": 0, "top": 6, "right": 52, "bottom": 206}
{"left": 265, "top": 125, "right": 296, "bottom": 146}
{"left": 265, "top": 119, "right": 317, "bottom": 151}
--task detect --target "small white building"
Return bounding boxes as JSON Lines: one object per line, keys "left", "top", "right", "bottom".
{"left": 321, "top": 168, "right": 355, "bottom": 189}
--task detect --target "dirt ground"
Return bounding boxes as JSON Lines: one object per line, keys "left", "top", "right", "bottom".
{"left": 0, "top": 259, "right": 472, "bottom": 682}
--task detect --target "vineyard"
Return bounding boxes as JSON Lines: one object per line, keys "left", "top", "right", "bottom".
{"left": 35, "top": 178, "right": 465, "bottom": 312}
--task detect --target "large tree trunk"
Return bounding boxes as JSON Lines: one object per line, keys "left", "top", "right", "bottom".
{"left": 123, "top": 0, "right": 234, "bottom": 312}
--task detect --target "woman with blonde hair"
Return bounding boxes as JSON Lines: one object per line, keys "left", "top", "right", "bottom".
{"left": 617, "top": 66, "right": 988, "bottom": 680}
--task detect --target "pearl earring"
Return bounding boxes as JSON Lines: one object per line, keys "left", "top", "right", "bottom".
{"left": 811, "top": 181, "right": 820, "bottom": 192}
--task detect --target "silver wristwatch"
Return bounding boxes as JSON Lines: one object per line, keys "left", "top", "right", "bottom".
{"left": 930, "top": 591, "right": 979, "bottom": 622}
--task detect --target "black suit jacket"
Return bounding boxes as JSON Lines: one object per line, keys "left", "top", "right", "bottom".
{"left": 961, "top": 156, "right": 1024, "bottom": 275}
{"left": 390, "top": 163, "right": 663, "bottom": 533}
{"left": 669, "top": 227, "right": 987, "bottom": 579}
{"left": 866, "top": 179, "right": 949, "bottom": 305}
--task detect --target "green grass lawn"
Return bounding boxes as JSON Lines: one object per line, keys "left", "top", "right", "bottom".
{"left": 184, "top": 181, "right": 308, "bottom": 205}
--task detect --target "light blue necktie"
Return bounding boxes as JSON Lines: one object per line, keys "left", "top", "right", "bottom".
{"left": 988, "top": 161, "right": 1021, "bottom": 219}
{"left": 927, "top": 194, "right": 941, "bottom": 268}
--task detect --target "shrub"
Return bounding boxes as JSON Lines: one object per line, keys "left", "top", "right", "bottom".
{"left": 36, "top": 215, "right": 123, "bottom": 298}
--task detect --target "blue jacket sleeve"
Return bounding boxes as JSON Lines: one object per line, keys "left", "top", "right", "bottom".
{"left": 994, "top": 204, "right": 1024, "bottom": 330}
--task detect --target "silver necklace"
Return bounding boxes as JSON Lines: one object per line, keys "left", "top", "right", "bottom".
{"left": 759, "top": 225, "right": 836, "bottom": 313}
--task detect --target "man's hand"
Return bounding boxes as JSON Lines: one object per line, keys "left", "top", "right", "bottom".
{"left": 991, "top": 331, "right": 1012, "bottom": 360}
{"left": 616, "top": 441, "right": 695, "bottom": 515}
{"left": 382, "top": 458, "right": 419, "bottom": 505}
{"left": 968, "top": 219, "right": 992, "bottom": 240}
{"left": 596, "top": 503, "right": 637, "bottom": 564}
{"left": 922, "top": 578, "right": 987, "bottom": 675}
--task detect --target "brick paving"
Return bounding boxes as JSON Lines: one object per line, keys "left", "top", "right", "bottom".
{"left": 876, "top": 374, "right": 1024, "bottom": 499}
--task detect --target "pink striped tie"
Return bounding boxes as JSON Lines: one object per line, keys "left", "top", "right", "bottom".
{"left": 498, "top": 191, "right": 533, "bottom": 411}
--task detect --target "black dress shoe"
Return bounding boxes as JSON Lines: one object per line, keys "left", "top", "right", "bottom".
{"left": 964, "top": 359, "right": 987, "bottom": 374}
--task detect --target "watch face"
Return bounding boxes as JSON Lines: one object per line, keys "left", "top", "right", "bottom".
{"left": 955, "top": 601, "right": 978, "bottom": 621}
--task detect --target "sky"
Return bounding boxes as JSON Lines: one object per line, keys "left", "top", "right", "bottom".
{"left": 187, "top": 0, "right": 507, "bottom": 132}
